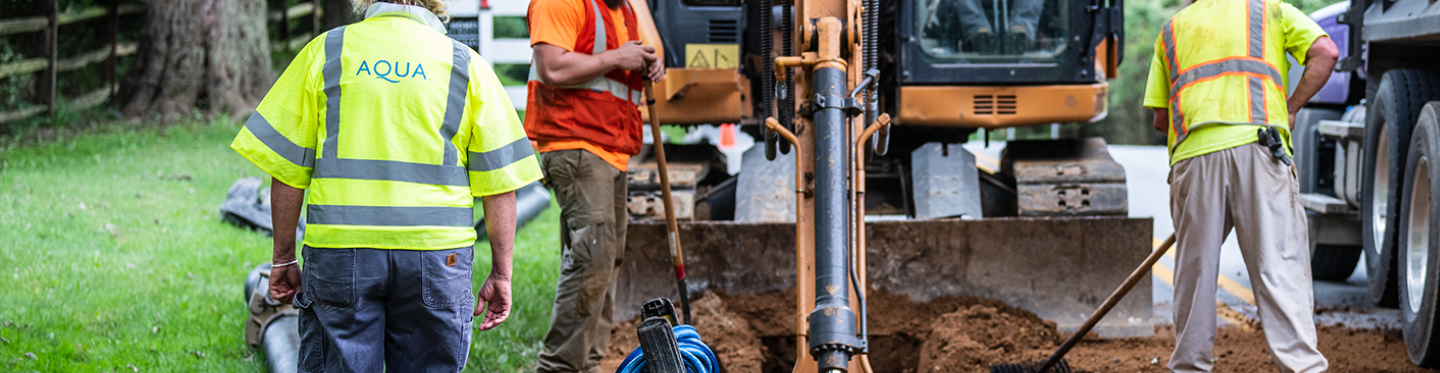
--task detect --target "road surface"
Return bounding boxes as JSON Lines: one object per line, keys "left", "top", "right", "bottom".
{"left": 964, "top": 142, "right": 1399, "bottom": 330}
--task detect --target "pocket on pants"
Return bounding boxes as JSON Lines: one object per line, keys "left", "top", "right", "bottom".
{"left": 423, "top": 247, "right": 475, "bottom": 308}
{"left": 303, "top": 248, "right": 355, "bottom": 309}
{"left": 563, "top": 209, "right": 607, "bottom": 264}
{"left": 297, "top": 306, "right": 325, "bottom": 373}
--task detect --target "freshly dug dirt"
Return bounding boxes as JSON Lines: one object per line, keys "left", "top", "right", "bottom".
{"left": 603, "top": 288, "right": 1435, "bottom": 373}
{"left": 916, "top": 304, "right": 1060, "bottom": 372}
{"left": 1066, "top": 324, "right": 1430, "bottom": 373}
{"left": 601, "top": 292, "right": 766, "bottom": 373}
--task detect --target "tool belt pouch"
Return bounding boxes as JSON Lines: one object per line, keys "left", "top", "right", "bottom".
{"left": 1256, "top": 127, "right": 1292, "bottom": 166}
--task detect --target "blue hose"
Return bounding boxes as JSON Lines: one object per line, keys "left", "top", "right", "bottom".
{"left": 615, "top": 325, "right": 718, "bottom": 373}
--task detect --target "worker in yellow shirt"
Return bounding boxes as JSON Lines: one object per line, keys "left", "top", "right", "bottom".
{"left": 230, "top": 0, "right": 543, "bottom": 371}
{"left": 1143, "top": 0, "right": 1339, "bottom": 371}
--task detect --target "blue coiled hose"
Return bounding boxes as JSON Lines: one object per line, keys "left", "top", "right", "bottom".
{"left": 615, "top": 325, "right": 718, "bottom": 373}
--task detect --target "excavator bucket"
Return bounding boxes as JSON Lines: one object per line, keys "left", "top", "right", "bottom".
{"left": 616, "top": 216, "right": 1156, "bottom": 338}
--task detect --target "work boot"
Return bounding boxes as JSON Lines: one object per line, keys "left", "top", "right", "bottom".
{"left": 1003, "top": 24, "right": 1032, "bottom": 55}
{"left": 965, "top": 28, "right": 998, "bottom": 54}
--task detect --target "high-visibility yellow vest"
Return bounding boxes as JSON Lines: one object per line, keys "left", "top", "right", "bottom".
{"left": 231, "top": 4, "right": 542, "bottom": 250}
{"left": 1144, "top": 0, "right": 1327, "bottom": 165}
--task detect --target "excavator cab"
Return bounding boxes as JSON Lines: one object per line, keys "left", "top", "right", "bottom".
{"left": 908, "top": 0, "right": 1092, "bottom": 81}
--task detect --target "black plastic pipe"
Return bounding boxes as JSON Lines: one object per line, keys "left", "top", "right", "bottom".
{"left": 807, "top": 66, "right": 859, "bottom": 371}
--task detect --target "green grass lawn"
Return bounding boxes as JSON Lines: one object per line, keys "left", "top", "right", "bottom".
{"left": 0, "top": 119, "right": 562, "bottom": 372}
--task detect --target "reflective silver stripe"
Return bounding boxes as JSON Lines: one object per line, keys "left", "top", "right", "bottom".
{"left": 574, "top": 76, "right": 642, "bottom": 105}
{"left": 245, "top": 112, "right": 316, "bottom": 168}
{"left": 441, "top": 40, "right": 471, "bottom": 166}
{"left": 1171, "top": 99, "right": 1185, "bottom": 136}
{"left": 322, "top": 27, "right": 346, "bottom": 159}
{"left": 588, "top": 0, "right": 606, "bottom": 54}
{"left": 1162, "top": 20, "right": 1180, "bottom": 132}
{"left": 1168, "top": 59, "right": 1281, "bottom": 100}
{"left": 1249, "top": 0, "right": 1265, "bottom": 59}
{"left": 1163, "top": 20, "right": 1177, "bottom": 83}
{"left": 313, "top": 158, "right": 468, "bottom": 186}
{"left": 1169, "top": 1, "right": 1278, "bottom": 148}
{"left": 468, "top": 138, "right": 536, "bottom": 172}
{"left": 1249, "top": 77, "right": 1267, "bottom": 124}
{"left": 308, "top": 204, "right": 474, "bottom": 227}
{"left": 526, "top": 68, "right": 642, "bottom": 105}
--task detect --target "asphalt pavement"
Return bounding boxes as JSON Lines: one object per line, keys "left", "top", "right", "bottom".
{"left": 964, "top": 141, "right": 1400, "bottom": 330}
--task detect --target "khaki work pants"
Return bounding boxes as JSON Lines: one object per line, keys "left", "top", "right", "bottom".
{"left": 1169, "top": 142, "right": 1328, "bottom": 373}
{"left": 536, "top": 149, "right": 628, "bottom": 373}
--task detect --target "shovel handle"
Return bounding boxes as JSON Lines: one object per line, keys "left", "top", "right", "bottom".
{"left": 643, "top": 80, "right": 691, "bottom": 324}
{"left": 1038, "top": 233, "right": 1176, "bottom": 373}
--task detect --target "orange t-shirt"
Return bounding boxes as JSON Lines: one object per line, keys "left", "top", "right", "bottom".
{"left": 528, "top": 0, "right": 635, "bottom": 171}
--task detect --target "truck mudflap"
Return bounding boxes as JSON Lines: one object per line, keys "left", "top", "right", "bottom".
{"left": 617, "top": 216, "right": 1156, "bottom": 338}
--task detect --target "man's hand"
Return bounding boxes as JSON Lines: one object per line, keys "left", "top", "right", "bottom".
{"left": 476, "top": 191, "right": 516, "bottom": 331}
{"left": 1286, "top": 36, "right": 1339, "bottom": 129}
{"left": 609, "top": 41, "right": 658, "bottom": 72}
{"left": 475, "top": 275, "right": 512, "bottom": 331}
{"left": 532, "top": 42, "right": 659, "bottom": 87}
{"left": 1152, "top": 108, "right": 1169, "bottom": 133}
{"left": 269, "top": 178, "right": 305, "bottom": 305}
{"left": 646, "top": 57, "right": 665, "bottom": 82}
{"left": 270, "top": 264, "right": 302, "bottom": 304}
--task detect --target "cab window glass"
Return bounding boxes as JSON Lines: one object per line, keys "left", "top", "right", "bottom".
{"left": 915, "top": 0, "right": 1069, "bottom": 64}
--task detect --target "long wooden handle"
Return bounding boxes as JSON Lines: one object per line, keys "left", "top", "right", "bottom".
{"left": 643, "top": 80, "right": 690, "bottom": 324}
{"left": 1039, "top": 233, "right": 1177, "bottom": 373}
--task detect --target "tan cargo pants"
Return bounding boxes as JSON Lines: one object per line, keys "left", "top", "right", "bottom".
{"left": 536, "top": 149, "right": 628, "bottom": 373}
{"left": 1169, "top": 142, "right": 1328, "bottom": 373}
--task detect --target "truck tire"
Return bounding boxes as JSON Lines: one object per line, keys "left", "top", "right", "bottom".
{"left": 1294, "top": 108, "right": 1342, "bottom": 194}
{"left": 1364, "top": 69, "right": 1440, "bottom": 306}
{"left": 1312, "top": 243, "right": 1362, "bottom": 282}
{"left": 1399, "top": 103, "right": 1440, "bottom": 366}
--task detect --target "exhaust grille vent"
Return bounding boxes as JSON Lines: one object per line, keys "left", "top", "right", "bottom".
{"left": 973, "top": 95, "right": 1017, "bottom": 115}
{"left": 708, "top": 19, "right": 738, "bottom": 43}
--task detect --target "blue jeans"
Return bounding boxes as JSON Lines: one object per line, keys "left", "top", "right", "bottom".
{"left": 954, "top": 0, "right": 1045, "bottom": 38}
{"left": 293, "top": 246, "right": 475, "bottom": 372}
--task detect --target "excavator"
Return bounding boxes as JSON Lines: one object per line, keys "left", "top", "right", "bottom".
{"left": 620, "top": 0, "right": 1144, "bottom": 372}
{"left": 244, "top": 0, "right": 1147, "bottom": 371}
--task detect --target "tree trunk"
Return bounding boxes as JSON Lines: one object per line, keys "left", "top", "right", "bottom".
{"left": 118, "top": 0, "right": 273, "bottom": 120}
{"left": 322, "top": 0, "right": 360, "bottom": 31}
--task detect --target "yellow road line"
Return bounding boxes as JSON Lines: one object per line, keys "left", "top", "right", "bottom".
{"left": 1216, "top": 270, "right": 1257, "bottom": 305}
{"left": 1151, "top": 252, "right": 1257, "bottom": 332}
{"left": 1153, "top": 236, "right": 1258, "bottom": 306}
{"left": 973, "top": 152, "right": 999, "bottom": 174}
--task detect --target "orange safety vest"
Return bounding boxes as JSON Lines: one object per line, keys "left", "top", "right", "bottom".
{"left": 524, "top": 0, "right": 646, "bottom": 156}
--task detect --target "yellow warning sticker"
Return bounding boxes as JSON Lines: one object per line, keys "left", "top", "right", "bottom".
{"left": 684, "top": 44, "right": 740, "bottom": 69}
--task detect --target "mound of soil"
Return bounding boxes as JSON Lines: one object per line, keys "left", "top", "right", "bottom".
{"left": 916, "top": 305, "right": 1060, "bottom": 372}
{"left": 602, "top": 288, "right": 1433, "bottom": 373}
{"left": 1066, "top": 324, "right": 1428, "bottom": 373}
{"left": 601, "top": 292, "right": 766, "bottom": 373}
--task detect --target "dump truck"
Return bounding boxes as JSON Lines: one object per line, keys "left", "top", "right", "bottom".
{"left": 1291, "top": 0, "right": 1440, "bottom": 367}
{"left": 619, "top": 0, "right": 1151, "bottom": 371}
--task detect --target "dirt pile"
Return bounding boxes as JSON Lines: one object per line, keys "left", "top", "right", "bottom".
{"left": 601, "top": 292, "right": 766, "bottom": 373}
{"left": 916, "top": 305, "right": 1060, "bottom": 372}
{"left": 1065, "top": 324, "right": 1429, "bottom": 373}
{"left": 603, "top": 288, "right": 1431, "bottom": 373}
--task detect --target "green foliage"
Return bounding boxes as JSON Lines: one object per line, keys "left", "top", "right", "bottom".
{"left": 495, "top": 63, "right": 531, "bottom": 86}
{"left": 494, "top": 16, "right": 530, "bottom": 40}
{"left": 0, "top": 116, "right": 562, "bottom": 372}
{"left": 1, "top": 0, "right": 143, "bottom": 137}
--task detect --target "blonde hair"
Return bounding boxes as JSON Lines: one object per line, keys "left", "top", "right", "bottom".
{"left": 351, "top": 0, "right": 450, "bottom": 21}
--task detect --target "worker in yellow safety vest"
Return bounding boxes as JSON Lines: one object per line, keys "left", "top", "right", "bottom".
{"left": 229, "top": 0, "right": 543, "bottom": 371}
{"left": 1143, "top": 0, "right": 1338, "bottom": 371}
